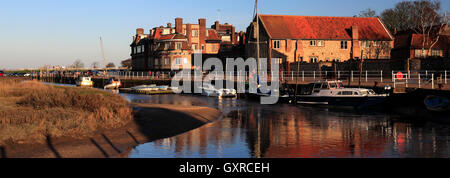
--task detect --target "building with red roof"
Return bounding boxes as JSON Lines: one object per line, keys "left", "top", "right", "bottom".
{"left": 391, "top": 24, "right": 449, "bottom": 60}
{"left": 131, "top": 18, "right": 244, "bottom": 72}
{"left": 245, "top": 14, "right": 394, "bottom": 71}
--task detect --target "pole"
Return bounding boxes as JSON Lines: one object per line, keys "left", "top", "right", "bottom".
{"left": 380, "top": 70, "right": 383, "bottom": 83}
{"left": 445, "top": 70, "right": 447, "bottom": 84}
{"left": 432, "top": 74, "right": 434, "bottom": 89}
{"left": 419, "top": 73, "right": 421, "bottom": 88}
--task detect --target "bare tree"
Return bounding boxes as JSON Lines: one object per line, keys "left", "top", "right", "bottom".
{"left": 380, "top": 1, "right": 415, "bottom": 32}
{"left": 411, "top": 0, "right": 445, "bottom": 57}
{"left": 73, "top": 59, "right": 84, "bottom": 69}
{"left": 91, "top": 62, "right": 99, "bottom": 69}
{"left": 359, "top": 8, "right": 377, "bottom": 17}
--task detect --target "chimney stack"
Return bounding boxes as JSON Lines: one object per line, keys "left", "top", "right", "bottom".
{"left": 136, "top": 28, "right": 144, "bottom": 35}
{"left": 215, "top": 21, "right": 220, "bottom": 31}
{"left": 199, "top": 18, "right": 206, "bottom": 44}
{"left": 175, "top": 18, "right": 183, "bottom": 34}
{"left": 167, "top": 23, "right": 172, "bottom": 28}
{"left": 351, "top": 26, "right": 359, "bottom": 40}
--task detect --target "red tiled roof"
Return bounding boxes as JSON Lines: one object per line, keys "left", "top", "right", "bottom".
{"left": 158, "top": 34, "right": 176, "bottom": 40}
{"left": 206, "top": 29, "right": 221, "bottom": 41}
{"left": 410, "top": 34, "right": 448, "bottom": 49}
{"left": 259, "top": 15, "right": 393, "bottom": 40}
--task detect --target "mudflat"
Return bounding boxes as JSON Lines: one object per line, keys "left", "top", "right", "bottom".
{"left": 1, "top": 103, "right": 222, "bottom": 158}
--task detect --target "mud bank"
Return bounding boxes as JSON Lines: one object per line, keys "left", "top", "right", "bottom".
{"left": 0, "top": 104, "right": 222, "bottom": 158}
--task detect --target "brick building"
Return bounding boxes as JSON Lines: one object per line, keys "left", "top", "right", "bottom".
{"left": 245, "top": 15, "right": 394, "bottom": 72}
{"left": 391, "top": 24, "right": 449, "bottom": 60}
{"left": 131, "top": 18, "right": 244, "bottom": 71}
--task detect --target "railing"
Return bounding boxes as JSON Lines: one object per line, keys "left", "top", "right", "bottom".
{"left": 32, "top": 70, "right": 448, "bottom": 89}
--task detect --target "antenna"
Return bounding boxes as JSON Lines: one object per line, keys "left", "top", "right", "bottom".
{"left": 217, "top": 9, "right": 221, "bottom": 22}
{"left": 99, "top": 36, "right": 107, "bottom": 73}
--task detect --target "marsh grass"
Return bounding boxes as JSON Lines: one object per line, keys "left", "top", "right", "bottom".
{"left": 0, "top": 78, "right": 132, "bottom": 145}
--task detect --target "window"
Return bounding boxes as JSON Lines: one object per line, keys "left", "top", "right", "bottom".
{"left": 310, "top": 40, "right": 317, "bottom": 46}
{"left": 222, "top": 36, "right": 231, "bottom": 42}
{"left": 431, "top": 50, "right": 441, "bottom": 57}
{"left": 164, "top": 43, "right": 170, "bottom": 50}
{"left": 201, "top": 45, "right": 205, "bottom": 51}
{"left": 192, "top": 30, "right": 198, "bottom": 37}
{"left": 415, "top": 49, "right": 424, "bottom": 58}
{"left": 176, "top": 42, "right": 182, "bottom": 50}
{"left": 192, "top": 44, "right": 198, "bottom": 50}
{"left": 175, "top": 58, "right": 182, "bottom": 65}
{"left": 212, "top": 45, "right": 217, "bottom": 51}
{"left": 273, "top": 40, "right": 280, "bottom": 49}
{"left": 155, "top": 58, "right": 160, "bottom": 65}
{"left": 317, "top": 40, "right": 324, "bottom": 47}
{"left": 165, "top": 58, "right": 170, "bottom": 65}
{"left": 183, "top": 58, "right": 188, "bottom": 64}
{"left": 341, "top": 41, "right": 348, "bottom": 49}
{"left": 309, "top": 56, "right": 318, "bottom": 63}
{"left": 137, "top": 46, "right": 142, "bottom": 53}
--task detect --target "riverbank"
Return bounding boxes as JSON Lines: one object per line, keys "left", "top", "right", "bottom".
{"left": 0, "top": 78, "right": 222, "bottom": 158}
{"left": 1, "top": 103, "right": 221, "bottom": 158}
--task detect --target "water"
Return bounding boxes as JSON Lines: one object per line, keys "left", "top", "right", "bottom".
{"left": 121, "top": 94, "right": 450, "bottom": 158}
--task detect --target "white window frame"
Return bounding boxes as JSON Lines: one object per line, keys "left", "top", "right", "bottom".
{"left": 317, "top": 40, "right": 324, "bottom": 47}
{"left": 176, "top": 42, "right": 182, "bottom": 50}
{"left": 341, "top": 41, "right": 348, "bottom": 49}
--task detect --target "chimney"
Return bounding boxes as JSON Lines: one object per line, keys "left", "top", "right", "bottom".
{"left": 167, "top": 23, "right": 172, "bottom": 28}
{"left": 215, "top": 21, "right": 220, "bottom": 31}
{"left": 136, "top": 28, "right": 144, "bottom": 35}
{"left": 199, "top": 18, "right": 206, "bottom": 44}
{"left": 175, "top": 18, "right": 183, "bottom": 34}
{"left": 186, "top": 24, "right": 192, "bottom": 46}
{"left": 351, "top": 26, "right": 361, "bottom": 59}
{"left": 231, "top": 26, "right": 236, "bottom": 44}
{"left": 351, "top": 26, "right": 359, "bottom": 40}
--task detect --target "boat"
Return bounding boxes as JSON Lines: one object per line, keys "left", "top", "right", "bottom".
{"left": 296, "top": 81, "right": 387, "bottom": 109}
{"left": 76, "top": 77, "right": 93, "bottom": 87}
{"left": 200, "top": 83, "right": 237, "bottom": 98}
{"left": 424, "top": 95, "right": 450, "bottom": 112}
{"left": 131, "top": 84, "right": 157, "bottom": 91}
{"left": 104, "top": 77, "right": 121, "bottom": 89}
{"left": 131, "top": 85, "right": 170, "bottom": 91}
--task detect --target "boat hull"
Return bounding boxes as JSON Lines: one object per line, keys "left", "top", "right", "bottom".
{"left": 297, "top": 96, "right": 386, "bottom": 109}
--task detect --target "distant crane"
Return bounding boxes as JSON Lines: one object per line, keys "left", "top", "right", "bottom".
{"left": 99, "top": 36, "right": 107, "bottom": 74}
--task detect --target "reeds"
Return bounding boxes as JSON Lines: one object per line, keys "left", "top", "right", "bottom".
{"left": 0, "top": 78, "right": 132, "bottom": 145}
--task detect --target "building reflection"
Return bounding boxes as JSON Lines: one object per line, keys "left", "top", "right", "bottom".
{"left": 129, "top": 95, "right": 450, "bottom": 158}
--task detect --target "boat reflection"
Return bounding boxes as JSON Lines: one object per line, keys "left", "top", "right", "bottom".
{"left": 126, "top": 95, "right": 449, "bottom": 158}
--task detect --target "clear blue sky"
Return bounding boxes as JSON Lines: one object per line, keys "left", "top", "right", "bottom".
{"left": 0, "top": 0, "right": 448, "bottom": 70}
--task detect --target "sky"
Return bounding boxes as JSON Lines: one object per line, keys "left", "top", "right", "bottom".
{"left": 0, "top": 0, "right": 448, "bottom": 70}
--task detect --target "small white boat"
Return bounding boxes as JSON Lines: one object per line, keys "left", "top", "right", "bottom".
{"left": 104, "top": 77, "right": 121, "bottom": 89}
{"left": 76, "top": 77, "right": 93, "bottom": 87}
{"left": 201, "top": 83, "right": 237, "bottom": 98}
{"left": 131, "top": 84, "right": 157, "bottom": 91}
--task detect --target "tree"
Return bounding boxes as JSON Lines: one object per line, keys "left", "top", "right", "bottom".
{"left": 411, "top": 0, "right": 446, "bottom": 57}
{"left": 73, "top": 59, "right": 84, "bottom": 69}
{"left": 106, "top": 62, "right": 116, "bottom": 68}
{"left": 380, "top": 1, "right": 415, "bottom": 32}
{"left": 359, "top": 8, "right": 377, "bottom": 17}
{"left": 121, "top": 58, "right": 132, "bottom": 69}
{"left": 91, "top": 62, "right": 99, "bottom": 69}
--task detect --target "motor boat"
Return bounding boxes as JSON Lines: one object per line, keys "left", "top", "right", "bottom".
{"left": 104, "top": 77, "right": 121, "bottom": 89}
{"left": 424, "top": 95, "right": 450, "bottom": 112}
{"left": 200, "top": 83, "right": 237, "bottom": 98}
{"left": 296, "top": 81, "right": 388, "bottom": 109}
{"left": 131, "top": 84, "right": 157, "bottom": 91}
{"left": 76, "top": 77, "right": 93, "bottom": 87}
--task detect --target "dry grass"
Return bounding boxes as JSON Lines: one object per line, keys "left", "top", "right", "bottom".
{"left": 0, "top": 78, "right": 132, "bottom": 145}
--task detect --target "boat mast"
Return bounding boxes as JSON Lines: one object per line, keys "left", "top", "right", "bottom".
{"left": 256, "top": 0, "right": 260, "bottom": 73}
{"left": 100, "top": 36, "right": 107, "bottom": 75}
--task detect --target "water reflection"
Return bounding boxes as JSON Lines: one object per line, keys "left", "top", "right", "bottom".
{"left": 125, "top": 94, "right": 449, "bottom": 158}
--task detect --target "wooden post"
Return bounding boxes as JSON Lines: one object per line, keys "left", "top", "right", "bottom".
{"left": 365, "top": 70, "right": 368, "bottom": 82}
{"left": 302, "top": 71, "right": 305, "bottom": 82}
{"left": 419, "top": 74, "right": 421, "bottom": 88}
{"left": 445, "top": 70, "right": 447, "bottom": 84}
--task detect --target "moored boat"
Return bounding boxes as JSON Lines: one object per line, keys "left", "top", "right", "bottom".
{"left": 76, "top": 77, "right": 93, "bottom": 87}
{"left": 200, "top": 83, "right": 237, "bottom": 98}
{"left": 296, "top": 81, "right": 387, "bottom": 109}
{"left": 104, "top": 77, "right": 121, "bottom": 89}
